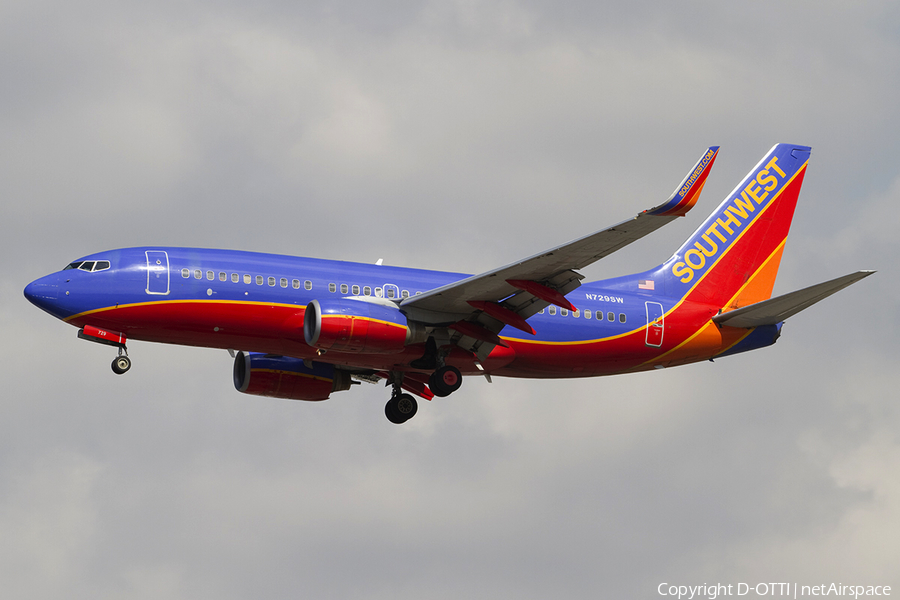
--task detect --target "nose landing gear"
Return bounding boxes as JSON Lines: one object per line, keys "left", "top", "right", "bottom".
{"left": 77, "top": 326, "right": 132, "bottom": 374}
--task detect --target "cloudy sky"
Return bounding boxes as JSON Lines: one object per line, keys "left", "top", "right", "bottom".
{"left": 3, "top": 1, "right": 899, "bottom": 598}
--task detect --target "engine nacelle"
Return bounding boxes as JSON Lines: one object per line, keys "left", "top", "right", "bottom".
{"left": 304, "top": 298, "right": 420, "bottom": 354}
{"left": 233, "top": 352, "right": 352, "bottom": 401}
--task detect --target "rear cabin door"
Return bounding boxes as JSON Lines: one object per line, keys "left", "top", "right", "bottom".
{"left": 145, "top": 250, "right": 170, "bottom": 295}
{"left": 645, "top": 301, "right": 664, "bottom": 347}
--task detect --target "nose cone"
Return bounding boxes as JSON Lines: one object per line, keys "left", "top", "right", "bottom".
{"left": 24, "top": 273, "right": 64, "bottom": 318}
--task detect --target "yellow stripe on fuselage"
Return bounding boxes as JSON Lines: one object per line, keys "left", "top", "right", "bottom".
{"left": 63, "top": 298, "right": 306, "bottom": 323}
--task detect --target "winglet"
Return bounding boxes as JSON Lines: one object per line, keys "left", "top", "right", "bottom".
{"left": 647, "top": 146, "right": 719, "bottom": 217}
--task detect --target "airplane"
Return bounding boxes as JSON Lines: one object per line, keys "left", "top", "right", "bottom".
{"left": 24, "top": 144, "right": 874, "bottom": 424}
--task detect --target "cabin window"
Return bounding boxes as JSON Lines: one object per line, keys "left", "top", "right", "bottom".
{"left": 256, "top": 275, "right": 263, "bottom": 285}
{"left": 340, "top": 283, "right": 348, "bottom": 294}
{"left": 352, "top": 285, "right": 360, "bottom": 295}
{"left": 219, "top": 272, "right": 226, "bottom": 281}
{"left": 329, "top": 283, "right": 336, "bottom": 293}
{"left": 363, "top": 286, "right": 371, "bottom": 296}
{"left": 539, "top": 308, "right": 545, "bottom": 314}
{"left": 619, "top": 313, "right": 626, "bottom": 323}
{"left": 560, "top": 308, "right": 568, "bottom": 316}
{"left": 584, "top": 309, "right": 592, "bottom": 319}
{"left": 243, "top": 274, "right": 251, "bottom": 284}
{"left": 415, "top": 291, "right": 422, "bottom": 295}
{"left": 207, "top": 271, "right": 214, "bottom": 280}
{"left": 573, "top": 309, "right": 580, "bottom": 318}
{"left": 303, "top": 280, "right": 311, "bottom": 290}
{"left": 268, "top": 276, "right": 275, "bottom": 286}
{"left": 549, "top": 306, "right": 557, "bottom": 315}
{"left": 401, "top": 290, "right": 410, "bottom": 299}
{"left": 232, "top": 273, "right": 239, "bottom": 283}
{"left": 375, "top": 287, "right": 383, "bottom": 297}
{"left": 386, "top": 288, "right": 396, "bottom": 299}
{"left": 194, "top": 270, "right": 202, "bottom": 279}
{"left": 182, "top": 268, "right": 190, "bottom": 278}
{"left": 280, "top": 278, "right": 288, "bottom": 288}
{"left": 293, "top": 279, "right": 301, "bottom": 289}
{"left": 607, "top": 311, "right": 614, "bottom": 321}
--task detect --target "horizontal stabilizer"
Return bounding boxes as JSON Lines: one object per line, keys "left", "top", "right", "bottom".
{"left": 712, "top": 270, "right": 875, "bottom": 328}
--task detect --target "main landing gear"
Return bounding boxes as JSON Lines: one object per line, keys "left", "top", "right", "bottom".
{"left": 383, "top": 363, "right": 464, "bottom": 424}
{"left": 385, "top": 392, "right": 418, "bottom": 425}
{"left": 429, "top": 365, "right": 462, "bottom": 397}
{"left": 385, "top": 372, "right": 417, "bottom": 424}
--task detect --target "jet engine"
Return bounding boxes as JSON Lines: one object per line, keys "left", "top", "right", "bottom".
{"left": 303, "top": 298, "right": 424, "bottom": 354}
{"left": 233, "top": 352, "right": 352, "bottom": 401}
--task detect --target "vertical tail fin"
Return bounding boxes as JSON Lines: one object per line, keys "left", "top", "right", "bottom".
{"left": 659, "top": 144, "right": 811, "bottom": 308}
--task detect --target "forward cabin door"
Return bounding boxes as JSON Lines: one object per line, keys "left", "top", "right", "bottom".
{"left": 145, "top": 250, "right": 170, "bottom": 295}
{"left": 645, "top": 301, "right": 664, "bottom": 347}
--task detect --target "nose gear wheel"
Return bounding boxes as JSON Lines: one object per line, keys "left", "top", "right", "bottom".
{"left": 111, "top": 355, "right": 131, "bottom": 374}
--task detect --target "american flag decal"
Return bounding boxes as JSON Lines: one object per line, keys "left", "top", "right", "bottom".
{"left": 638, "top": 279, "right": 655, "bottom": 290}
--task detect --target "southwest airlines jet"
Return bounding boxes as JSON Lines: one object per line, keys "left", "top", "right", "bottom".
{"left": 25, "top": 144, "right": 873, "bottom": 423}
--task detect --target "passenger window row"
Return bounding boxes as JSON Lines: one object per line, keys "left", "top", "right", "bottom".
{"left": 178, "top": 268, "right": 423, "bottom": 302}
{"left": 176, "top": 265, "right": 628, "bottom": 325}
{"left": 181, "top": 268, "right": 308, "bottom": 290}
{"left": 542, "top": 306, "right": 626, "bottom": 323}
{"left": 326, "top": 283, "right": 420, "bottom": 299}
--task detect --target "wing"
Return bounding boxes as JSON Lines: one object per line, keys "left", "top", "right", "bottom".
{"left": 400, "top": 146, "right": 719, "bottom": 357}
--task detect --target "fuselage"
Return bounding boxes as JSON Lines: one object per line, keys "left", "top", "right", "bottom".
{"left": 24, "top": 246, "right": 778, "bottom": 378}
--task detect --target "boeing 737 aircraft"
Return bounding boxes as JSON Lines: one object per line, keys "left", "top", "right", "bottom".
{"left": 25, "top": 144, "right": 873, "bottom": 423}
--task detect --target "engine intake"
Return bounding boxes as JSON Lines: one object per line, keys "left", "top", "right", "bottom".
{"left": 303, "top": 298, "right": 419, "bottom": 354}
{"left": 233, "top": 352, "right": 352, "bottom": 401}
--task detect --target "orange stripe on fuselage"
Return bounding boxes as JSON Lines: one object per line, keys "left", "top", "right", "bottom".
{"left": 629, "top": 320, "right": 753, "bottom": 372}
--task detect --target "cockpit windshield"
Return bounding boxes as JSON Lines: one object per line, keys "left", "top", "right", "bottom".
{"left": 63, "top": 260, "right": 110, "bottom": 272}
